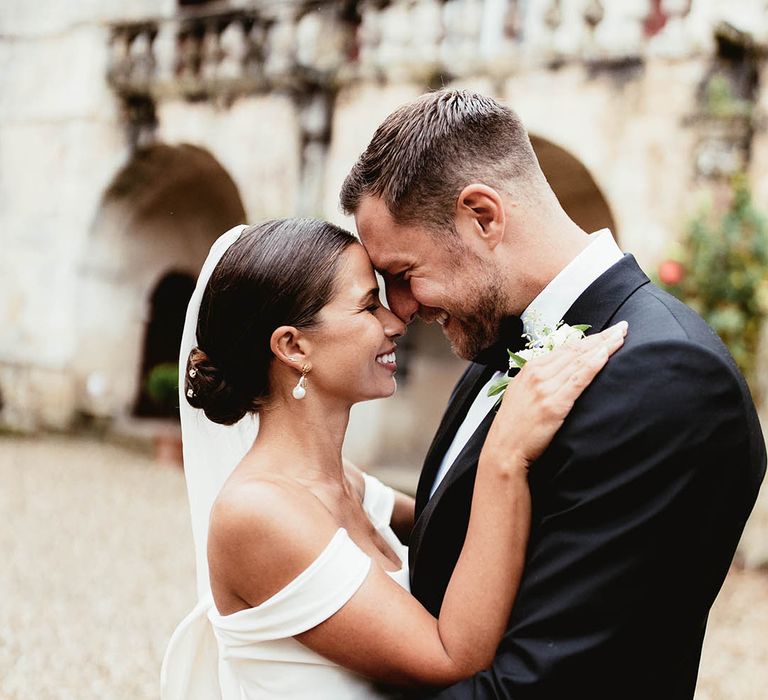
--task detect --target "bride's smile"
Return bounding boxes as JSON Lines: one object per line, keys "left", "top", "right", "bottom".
{"left": 374, "top": 348, "right": 397, "bottom": 371}
{"left": 302, "top": 242, "right": 404, "bottom": 404}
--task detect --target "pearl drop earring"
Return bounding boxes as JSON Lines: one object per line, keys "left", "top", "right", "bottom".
{"left": 292, "top": 364, "right": 310, "bottom": 400}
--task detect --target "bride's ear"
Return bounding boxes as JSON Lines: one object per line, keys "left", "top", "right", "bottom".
{"left": 270, "top": 326, "right": 311, "bottom": 370}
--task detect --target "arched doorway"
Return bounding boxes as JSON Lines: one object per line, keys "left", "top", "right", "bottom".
{"left": 531, "top": 135, "right": 618, "bottom": 236}
{"left": 134, "top": 271, "right": 196, "bottom": 417}
{"left": 76, "top": 144, "right": 246, "bottom": 420}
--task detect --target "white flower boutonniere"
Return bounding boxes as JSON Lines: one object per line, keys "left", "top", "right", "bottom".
{"left": 487, "top": 315, "right": 591, "bottom": 403}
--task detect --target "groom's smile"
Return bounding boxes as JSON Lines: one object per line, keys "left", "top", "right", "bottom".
{"left": 354, "top": 195, "right": 461, "bottom": 329}
{"left": 354, "top": 195, "right": 506, "bottom": 360}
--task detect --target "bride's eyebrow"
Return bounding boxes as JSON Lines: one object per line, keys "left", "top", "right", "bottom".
{"left": 358, "top": 287, "right": 380, "bottom": 304}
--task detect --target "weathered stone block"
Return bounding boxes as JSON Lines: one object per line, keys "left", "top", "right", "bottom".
{"left": 0, "top": 364, "right": 77, "bottom": 431}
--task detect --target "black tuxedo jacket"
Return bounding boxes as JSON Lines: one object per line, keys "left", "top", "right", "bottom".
{"left": 409, "top": 256, "right": 766, "bottom": 699}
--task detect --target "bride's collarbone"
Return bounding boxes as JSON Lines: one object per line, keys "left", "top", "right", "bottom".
{"left": 261, "top": 474, "right": 403, "bottom": 573}
{"left": 299, "top": 479, "right": 403, "bottom": 573}
{"left": 219, "top": 470, "right": 402, "bottom": 573}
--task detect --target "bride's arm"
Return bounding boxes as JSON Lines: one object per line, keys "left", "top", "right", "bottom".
{"left": 302, "top": 325, "right": 625, "bottom": 686}
{"left": 215, "top": 325, "right": 626, "bottom": 686}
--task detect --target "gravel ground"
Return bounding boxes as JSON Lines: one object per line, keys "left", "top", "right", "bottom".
{"left": 0, "top": 435, "right": 766, "bottom": 699}
{"left": 0, "top": 436, "right": 195, "bottom": 700}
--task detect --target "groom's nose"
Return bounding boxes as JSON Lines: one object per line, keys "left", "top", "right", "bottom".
{"left": 385, "top": 281, "right": 419, "bottom": 325}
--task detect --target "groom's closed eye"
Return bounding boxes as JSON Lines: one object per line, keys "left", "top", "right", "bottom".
{"left": 392, "top": 269, "right": 411, "bottom": 282}
{"left": 381, "top": 271, "right": 410, "bottom": 292}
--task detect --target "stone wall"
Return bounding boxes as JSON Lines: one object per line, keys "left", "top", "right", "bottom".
{"left": 1, "top": 0, "right": 767, "bottom": 464}
{"left": 1, "top": 3, "right": 131, "bottom": 427}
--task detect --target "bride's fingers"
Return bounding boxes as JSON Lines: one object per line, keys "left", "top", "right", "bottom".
{"left": 568, "top": 323, "right": 627, "bottom": 364}
{"left": 568, "top": 322, "right": 628, "bottom": 357}
{"left": 551, "top": 331, "right": 626, "bottom": 405}
{"left": 586, "top": 321, "right": 629, "bottom": 346}
{"left": 534, "top": 323, "right": 627, "bottom": 399}
{"left": 519, "top": 321, "right": 628, "bottom": 382}
{"left": 490, "top": 322, "right": 628, "bottom": 466}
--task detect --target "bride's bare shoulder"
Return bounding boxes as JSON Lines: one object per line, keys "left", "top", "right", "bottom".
{"left": 211, "top": 472, "right": 335, "bottom": 547}
{"left": 208, "top": 473, "right": 340, "bottom": 607}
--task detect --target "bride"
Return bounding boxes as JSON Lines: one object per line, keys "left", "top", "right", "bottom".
{"left": 161, "top": 220, "right": 626, "bottom": 699}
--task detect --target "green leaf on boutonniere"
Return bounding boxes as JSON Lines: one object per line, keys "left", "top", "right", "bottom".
{"left": 487, "top": 376, "right": 511, "bottom": 397}
{"left": 507, "top": 352, "right": 528, "bottom": 368}
{"left": 490, "top": 319, "right": 591, "bottom": 405}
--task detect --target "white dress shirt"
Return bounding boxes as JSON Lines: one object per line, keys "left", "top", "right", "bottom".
{"left": 429, "top": 229, "right": 624, "bottom": 498}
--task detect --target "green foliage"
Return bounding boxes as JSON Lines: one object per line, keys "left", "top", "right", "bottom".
{"left": 656, "top": 176, "right": 768, "bottom": 394}
{"left": 704, "top": 75, "right": 753, "bottom": 120}
{"left": 145, "top": 363, "right": 179, "bottom": 410}
{"left": 488, "top": 376, "right": 511, "bottom": 397}
{"left": 508, "top": 352, "right": 528, "bottom": 369}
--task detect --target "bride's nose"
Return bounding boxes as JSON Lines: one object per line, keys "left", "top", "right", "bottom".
{"left": 383, "top": 307, "right": 406, "bottom": 339}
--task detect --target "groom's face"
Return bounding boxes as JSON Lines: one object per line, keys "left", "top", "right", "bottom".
{"left": 355, "top": 195, "right": 504, "bottom": 360}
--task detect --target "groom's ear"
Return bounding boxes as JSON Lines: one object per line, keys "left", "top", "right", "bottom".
{"left": 270, "top": 326, "right": 311, "bottom": 370}
{"left": 455, "top": 184, "right": 506, "bottom": 252}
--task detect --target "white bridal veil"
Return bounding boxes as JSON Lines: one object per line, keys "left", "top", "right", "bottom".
{"left": 160, "top": 224, "right": 257, "bottom": 699}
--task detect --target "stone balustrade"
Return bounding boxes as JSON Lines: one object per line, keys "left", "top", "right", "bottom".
{"left": 107, "top": 0, "right": 759, "bottom": 98}
{"left": 107, "top": 3, "right": 355, "bottom": 98}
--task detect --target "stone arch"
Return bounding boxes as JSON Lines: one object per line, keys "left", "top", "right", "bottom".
{"left": 530, "top": 135, "right": 618, "bottom": 237}
{"left": 75, "top": 144, "right": 246, "bottom": 419}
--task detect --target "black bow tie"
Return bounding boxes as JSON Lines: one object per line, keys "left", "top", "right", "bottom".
{"left": 472, "top": 315, "right": 527, "bottom": 373}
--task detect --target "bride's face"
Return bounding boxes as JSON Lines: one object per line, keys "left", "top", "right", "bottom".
{"left": 307, "top": 244, "right": 406, "bottom": 403}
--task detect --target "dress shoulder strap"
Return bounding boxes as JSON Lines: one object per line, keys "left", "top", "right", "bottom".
{"left": 362, "top": 473, "right": 395, "bottom": 527}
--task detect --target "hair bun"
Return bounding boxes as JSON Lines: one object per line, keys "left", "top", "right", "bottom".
{"left": 185, "top": 347, "right": 250, "bottom": 425}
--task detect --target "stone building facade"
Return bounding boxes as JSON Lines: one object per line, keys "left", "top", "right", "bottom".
{"left": 1, "top": 0, "right": 767, "bottom": 473}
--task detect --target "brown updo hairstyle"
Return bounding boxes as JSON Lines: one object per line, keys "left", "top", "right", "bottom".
{"left": 185, "top": 219, "right": 358, "bottom": 425}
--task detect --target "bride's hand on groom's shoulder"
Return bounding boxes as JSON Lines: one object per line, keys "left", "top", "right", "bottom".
{"left": 481, "top": 321, "right": 629, "bottom": 475}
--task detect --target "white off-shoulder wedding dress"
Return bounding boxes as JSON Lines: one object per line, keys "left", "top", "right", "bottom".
{"left": 209, "top": 473, "right": 409, "bottom": 699}
{"left": 164, "top": 473, "right": 409, "bottom": 700}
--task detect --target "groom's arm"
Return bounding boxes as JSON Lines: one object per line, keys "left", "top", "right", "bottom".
{"left": 420, "top": 340, "right": 765, "bottom": 699}
{"left": 391, "top": 489, "right": 416, "bottom": 542}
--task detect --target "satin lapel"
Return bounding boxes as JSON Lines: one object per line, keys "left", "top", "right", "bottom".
{"left": 562, "top": 254, "right": 650, "bottom": 332}
{"left": 411, "top": 254, "right": 651, "bottom": 563}
{"left": 416, "top": 405, "right": 495, "bottom": 526}
{"left": 414, "top": 362, "right": 495, "bottom": 517}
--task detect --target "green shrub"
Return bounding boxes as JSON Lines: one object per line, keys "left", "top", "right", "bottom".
{"left": 656, "top": 175, "right": 768, "bottom": 397}
{"left": 145, "top": 363, "right": 179, "bottom": 410}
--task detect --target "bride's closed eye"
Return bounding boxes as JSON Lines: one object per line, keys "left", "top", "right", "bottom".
{"left": 365, "top": 303, "right": 381, "bottom": 314}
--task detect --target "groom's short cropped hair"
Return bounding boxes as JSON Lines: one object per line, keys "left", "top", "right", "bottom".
{"left": 340, "top": 89, "right": 545, "bottom": 235}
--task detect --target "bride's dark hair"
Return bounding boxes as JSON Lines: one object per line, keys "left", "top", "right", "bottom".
{"left": 186, "top": 219, "right": 358, "bottom": 425}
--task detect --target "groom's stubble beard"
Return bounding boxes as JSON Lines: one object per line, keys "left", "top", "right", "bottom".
{"left": 444, "top": 260, "right": 508, "bottom": 361}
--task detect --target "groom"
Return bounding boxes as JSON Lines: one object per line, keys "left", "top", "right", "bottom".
{"left": 341, "top": 90, "right": 766, "bottom": 699}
